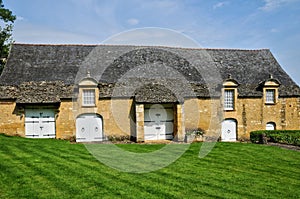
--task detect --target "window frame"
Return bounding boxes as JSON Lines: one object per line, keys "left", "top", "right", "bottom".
{"left": 82, "top": 89, "right": 96, "bottom": 107}
{"left": 265, "top": 89, "right": 275, "bottom": 104}
{"left": 224, "top": 89, "right": 235, "bottom": 111}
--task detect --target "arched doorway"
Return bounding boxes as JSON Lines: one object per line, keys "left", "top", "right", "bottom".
{"left": 76, "top": 113, "right": 103, "bottom": 142}
{"left": 221, "top": 119, "right": 237, "bottom": 141}
{"left": 266, "top": 122, "right": 276, "bottom": 130}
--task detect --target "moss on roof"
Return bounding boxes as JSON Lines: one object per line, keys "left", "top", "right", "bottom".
{"left": 0, "top": 44, "right": 299, "bottom": 103}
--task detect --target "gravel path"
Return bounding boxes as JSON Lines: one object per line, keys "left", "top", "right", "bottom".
{"left": 267, "top": 142, "right": 300, "bottom": 152}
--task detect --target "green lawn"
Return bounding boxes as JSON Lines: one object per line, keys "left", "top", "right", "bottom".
{"left": 0, "top": 134, "right": 299, "bottom": 199}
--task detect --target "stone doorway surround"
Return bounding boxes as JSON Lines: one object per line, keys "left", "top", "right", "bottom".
{"left": 135, "top": 103, "right": 185, "bottom": 142}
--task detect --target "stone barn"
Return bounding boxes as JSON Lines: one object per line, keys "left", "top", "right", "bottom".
{"left": 0, "top": 44, "right": 299, "bottom": 142}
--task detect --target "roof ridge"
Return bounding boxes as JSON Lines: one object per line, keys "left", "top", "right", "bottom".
{"left": 203, "top": 48, "right": 270, "bottom": 52}
{"left": 13, "top": 43, "right": 269, "bottom": 51}
{"left": 13, "top": 43, "right": 98, "bottom": 47}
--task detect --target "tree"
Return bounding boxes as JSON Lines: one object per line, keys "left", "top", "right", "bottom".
{"left": 0, "top": 0, "right": 16, "bottom": 74}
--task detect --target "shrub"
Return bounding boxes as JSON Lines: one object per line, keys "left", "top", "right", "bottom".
{"left": 185, "top": 128, "right": 205, "bottom": 136}
{"left": 269, "top": 133, "right": 300, "bottom": 146}
{"left": 185, "top": 128, "right": 205, "bottom": 143}
{"left": 107, "top": 135, "right": 131, "bottom": 143}
{"left": 250, "top": 130, "right": 300, "bottom": 146}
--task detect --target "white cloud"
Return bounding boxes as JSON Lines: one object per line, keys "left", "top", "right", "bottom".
{"left": 270, "top": 28, "right": 279, "bottom": 33}
{"left": 213, "top": 1, "right": 228, "bottom": 9}
{"left": 16, "top": 16, "right": 25, "bottom": 21}
{"left": 127, "top": 18, "right": 139, "bottom": 26}
{"left": 260, "top": 0, "right": 299, "bottom": 11}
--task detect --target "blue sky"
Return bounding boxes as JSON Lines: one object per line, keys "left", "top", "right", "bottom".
{"left": 4, "top": 0, "right": 300, "bottom": 84}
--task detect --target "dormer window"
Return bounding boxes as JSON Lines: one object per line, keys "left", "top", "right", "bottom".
{"left": 265, "top": 89, "right": 275, "bottom": 104}
{"left": 223, "top": 75, "right": 239, "bottom": 111}
{"left": 82, "top": 89, "right": 95, "bottom": 106}
{"left": 78, "top": 73, "right": 98, "bottom": 108}
{"left": 263, "top": 75, "right": 280, "bottom": 105}
{"left": 224, "top": 89, "right": 234, "bottom": 110}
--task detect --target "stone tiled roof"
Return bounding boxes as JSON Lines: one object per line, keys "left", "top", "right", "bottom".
{"left": 0, "top": 81, "right": 73, "bottom": 103}
{"left": 0, "top": 44, "right": 299, "bottom": 103}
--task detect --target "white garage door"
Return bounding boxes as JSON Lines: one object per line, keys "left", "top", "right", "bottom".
{"left": 221, "top": 119, "right": 237, "bottom": 142}
{"left": 76, "top": 114, "right": 103, "bottom": 142}
{"left": 25, "top": 109, "right": 56, "bottom": 138}
{"left": 144, "top": 104, "right": 174, "bottom": 141}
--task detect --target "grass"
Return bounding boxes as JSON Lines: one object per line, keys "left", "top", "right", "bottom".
{"left": 0, "top": 134, "right": 299, "bottom": 199}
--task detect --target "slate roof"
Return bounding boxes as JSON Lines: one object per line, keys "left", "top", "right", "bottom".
{"left": 0, "top": 43, "right": 299, "bottom": 103}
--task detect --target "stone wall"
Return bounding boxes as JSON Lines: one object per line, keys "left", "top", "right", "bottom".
{"left": 56, "top": 100, "right": 75, "bottom": 139}
{"left": 135, "top": 103, "right": 144, "bottom": 142}
{"left": 0, "top": 96, "right": 299, "bottom": 141}
{"left": 226, "top": 97, "right": 300, "bottom": 140}
{"left": 184, "top": 96, "right": 300, "bottom": 141}
{"left": 97, "top": 99, "right": 134, "bottom": 138}
{"left": 175, "top": 104, "right": 185, "bottom": 141}
{"left": 70, "top": 97, "right": 135, "bottom": 139}
{"left": 184, "top": 98, "right": 222, "bottom": 138}
{"left": 0, "top": 101, "right": 24, "bottom": 136}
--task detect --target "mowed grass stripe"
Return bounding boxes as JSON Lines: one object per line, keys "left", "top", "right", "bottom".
{"left": 7, "top": 141, "right": 135, "bottom": 198}
{"left": 117, "top": 142, "right": 299, "bottom": 198}
{"left": 0, "top": 137, "right": 155, "bottom": 198}
{"left": 1, "top": 143, "right": 83, "bottom": 198}
{"left": 1, "top": 140, "right": 234, "bottom": 198}
{"left": 0, "top": 138, "right": 292, "bottom": 197}
{"left": 0, "top": 138, "right": 284, "bottom": 199}
{"left": 0, "top": 134, "right": 300, "bottom": 198}
{"left": 157, "top": 165, "right": 260, "bottom": 198}
{"left": 0, "top": 153, "right": 50, "bottom": 197}
{"left": 164, "top": 143, "right": 300, "bottom": 198}
{"left": 141, "top": 170, "right": 251, "bottom": 199}
{"left": 205, "top": 144, "right": 300, "bottom": 195}
{"left": 196, "top": 143, "right": 300, "bottom": 178}
{"left": 0, "top": 139, "right": 98, "bottom": 197}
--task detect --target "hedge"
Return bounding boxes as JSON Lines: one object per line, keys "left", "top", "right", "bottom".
{"left": 250, "top": 130, "right": 300, "bottom": 146}
{"left": 269, "top": 133, "right": 300, "bottom": 146}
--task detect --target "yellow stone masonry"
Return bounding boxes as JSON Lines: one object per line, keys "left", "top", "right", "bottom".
{"left": 0, "top": 96, "right": 299, "bottom": 141}
{"left": 0, "top": 101, "right": 24, "bottom": 136}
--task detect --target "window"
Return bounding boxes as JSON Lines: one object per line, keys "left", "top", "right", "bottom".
{"left": 266, "top": 89, "right": 275, "bottom": 104}
{"left": 224, "top": 89, "right": 234, "bottom": 110}
{"left": 82, "top": 89, "right": 95, "bottom": 106}
{"left": 266, "top": 122, "right": 276, "bottom": 130}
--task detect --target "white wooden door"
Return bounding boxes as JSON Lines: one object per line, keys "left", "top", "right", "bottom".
{"left": 25, "top": 109, "right": 56, "bottom": 138}
{"left": 221, "top": 119, "right": 237, "bottom": 141}
{"left": 144, "top": 104, "right": 174, "bottom": 141}
{"left": 76, "top": 114, "right": 103, "bottom": 142}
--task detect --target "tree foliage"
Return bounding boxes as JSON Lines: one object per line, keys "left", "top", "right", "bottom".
{"left": 0, "top": 0, "right": 16, "bottom": 73}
